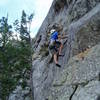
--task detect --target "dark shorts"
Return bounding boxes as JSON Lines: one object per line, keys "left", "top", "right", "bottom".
{"left": 49, "top": 41, "right": 61, "bottom": 55}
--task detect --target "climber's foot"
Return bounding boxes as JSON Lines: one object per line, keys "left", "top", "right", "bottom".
{"left": 59, "top": 54, "right": 64, "bottom": 57}
{"left": 56, "top": 63, "right": 61, "bottom": 67}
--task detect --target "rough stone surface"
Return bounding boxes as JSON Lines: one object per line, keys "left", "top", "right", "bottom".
{"left": 45, "top": 44, "right": 100, "bottom": 100}
{"left": 72, "top": 81, "right": 100, "bottom": 100}
{"left": 8, "top": 86, "right": 31, "bottom": 100}
{"left": 32, "top": 0, "right": 100, "bottom": 100}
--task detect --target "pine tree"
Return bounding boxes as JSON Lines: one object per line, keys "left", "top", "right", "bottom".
{"left": 0, "top": 11, "right": 34, "bottom": 99}
{"left": 0, "top": 16, "right": 15, "bottom": 99}
{"left": 0, "top": 16, "right": 12, "bottom": 48}
{"left": 19, "top": 10, "right": 34, "bottom": 69}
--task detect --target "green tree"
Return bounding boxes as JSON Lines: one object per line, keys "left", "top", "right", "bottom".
{"left": 0, "top": 11, "right": 34, "bottom": 100}
{"left": 20, "top": 10, "right": 33, "bottom": 43}
{"left": 0, "top": 16, "right": 15, "bottom": 99}
{"left": 19, "top": 10, "right": 34, "bottom": 69}
{"left": 13, "top": 19, "right": 20, "bottom": 40}
{"left": 0, "top": 17, "right": 12, "bottom": 48}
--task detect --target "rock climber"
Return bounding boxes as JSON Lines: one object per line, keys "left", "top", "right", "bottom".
{"left": 48, "top": 26, "right": 68, "bottom": 67}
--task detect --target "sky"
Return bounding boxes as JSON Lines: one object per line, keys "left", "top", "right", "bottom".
{"left": 0, "top": 0, "right": 53, "bottom": 38}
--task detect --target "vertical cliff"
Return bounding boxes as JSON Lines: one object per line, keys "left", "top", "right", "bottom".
{"left": 32, "top": 0, "right": 100, "bottom": 100}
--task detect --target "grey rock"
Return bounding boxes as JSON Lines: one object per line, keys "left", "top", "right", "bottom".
{"left": 32, "top": 0, "right": 100, "bottom": 100}
{"left": 72, "top": 81, "right": 100, "bottom": 100}
{"left": 8, "top": 86, "right": 31, "bottom": 100}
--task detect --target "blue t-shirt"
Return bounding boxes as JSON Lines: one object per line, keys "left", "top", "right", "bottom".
{"left": 50, "top": 31, "right": 58, "bottom": 41}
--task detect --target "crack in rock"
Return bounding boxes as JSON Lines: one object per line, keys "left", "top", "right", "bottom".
{"left": 69, "top": 85, "right": 78, "bottom": 100}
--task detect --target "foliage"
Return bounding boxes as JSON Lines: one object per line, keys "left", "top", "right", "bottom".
{"left": 0, "top": 11, "right": 34, "bottom": 100}
{"left": 0, "top": 17, "right": 12, "bottom": 47}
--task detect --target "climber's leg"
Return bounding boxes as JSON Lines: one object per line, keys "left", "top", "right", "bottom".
{"left": 49, "top": 45, "right": 61, "bottom": 67}
{"left": 55, "top": 41, "right": 64, "bottom": 56}
{"left": 54, "top": 53, "right": 58, "bottom": 64}
{"left": 54, "top": 53, "right": 61, "bottom": 67}
{"left": 59, "top": 43, "right": 63, "bottom": 56}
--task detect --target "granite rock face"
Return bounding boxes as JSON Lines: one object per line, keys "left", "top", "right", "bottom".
{"left": 8, "top": 86, "right": 31, "bottom": 100}
{"left": 51, "top": 44, "right": 100, "bottom": 100}
{"left": 31, "top": 0, "right": 100, "bottom": 100}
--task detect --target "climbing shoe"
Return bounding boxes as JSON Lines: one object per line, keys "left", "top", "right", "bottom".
{"left": 59, "top": 54, "right": 64, "bottom": 57}
{"left": 56, "top": 63, "right": 61, "bottom": 67}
